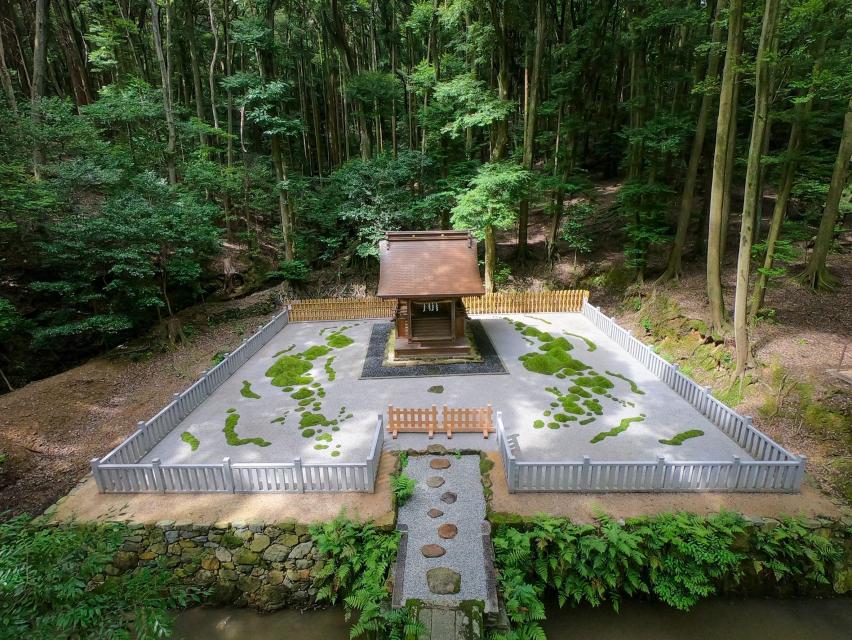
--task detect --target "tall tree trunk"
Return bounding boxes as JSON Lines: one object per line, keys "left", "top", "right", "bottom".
{"left": 0, "top": 26, "right": 17, "bottom": 113}
{"left": 489, "top": 0, "right": 509, "bottom": 161}
{"left": 733, "top": 0, "right": 780, "bottom": 378}
{"left": 30, "top": 0, "right": 48, "bottom": 178}
{"left": 517, "top": 0, "right": 546, "bottom": 262}
{"left": 484, "top": 224, "right": 497, "bottom": 293}
{"left": 206, "top": 0, "right": 220, "bottom": 130}
{"left": 150, "top": 0, "right": 177, "bottom": 184}
{"left": 800, "top": 96, "right": 852, "bottom": 289}
{"left": 706, "top": 0, "right": 743, "bottom": 333}
{"left": 658, "top": 0, "right": 726, "bottom": 283}
{"left": 750, "top": 39, "right": 825, "bottom": 317}
{"left": 184, "top": 0, "right": 206, "bottom": 147}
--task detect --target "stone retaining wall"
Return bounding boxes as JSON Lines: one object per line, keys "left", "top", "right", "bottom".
{"left": 106, "top": 520, "right": 323, "bottom": 610}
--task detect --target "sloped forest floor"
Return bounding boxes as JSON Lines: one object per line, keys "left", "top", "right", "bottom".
{"left": 0, "top": 181, "right": 849, "bottom": 515}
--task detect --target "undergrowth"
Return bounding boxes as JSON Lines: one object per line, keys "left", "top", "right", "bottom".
{"left": 311, "top": 516, "right": 423, "bottom": 640}
{"left": 391, "top": 473, "right": 416, "bottom": 506}
{"left": 490, "top": 513, "right": 845, "bottom": 640}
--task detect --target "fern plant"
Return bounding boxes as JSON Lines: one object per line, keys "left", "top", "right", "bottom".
{"left": 391, "top": 473, "right": 416, "bottom": 506}
{"left": 310, "top": 516, "right": 424, "bottom": 640}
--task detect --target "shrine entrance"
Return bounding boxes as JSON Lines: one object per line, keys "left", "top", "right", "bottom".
{"left": 410, "top": 299, "right": 454, "bottom": 342}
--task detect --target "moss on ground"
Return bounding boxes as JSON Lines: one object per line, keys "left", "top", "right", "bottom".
{"left": 223, "top": 412, "right": 270, "bottom": 447}
{"left": 240, "top": 380, "right": 261, "bottom": 399}
{"left": 605, "top": 370, "right": 644, "bottom": 394}
{"left": 291, "top": 388, "right": 314, "bottom": 400}
{"left": 562, "top": 331, "right": 597, "bottom": 351}
{"left": 659, "top": 429, "right": 704, "bottom": 445}
{"left": 590, "top": 415, "right": 645, "bottom": 443}
{"left": 266, "top": 355, "right": 313, "bottom": 387}
{"left": 301, "top": 345, "right": 332, "bottom": 360}
{"left": 300, "top": 411, "right": 333, "bottom": 428}
{"left": 272, "top": 344, "right": 295, "bottom": 357}
{"left": 181, "top": 431, "right": 199, "bottom": 451}
{"left": 326, "top": 331, "right": 354, "bottom": 348}
{"left": 428, "top": 385, "right": 444, "bottom": 394}
{"left": 324, "top": 356, "right": 336, "bottom": 381}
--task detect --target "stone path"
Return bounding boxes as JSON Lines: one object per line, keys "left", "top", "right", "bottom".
{"left": 394, "top": 453, "right": 497, "bottom": 619}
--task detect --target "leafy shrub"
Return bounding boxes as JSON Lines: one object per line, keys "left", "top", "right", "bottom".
{"left": 490, "top": 513, "right": 844, "bottom": 639}
{"left": 391, "top": 473, "right": 416, "bottom": 506}
{"left": 311, "top": 516, "right": 423, "bottom": 639}
{"left": 0, "top": 515, "right": 204, "bottom": 639}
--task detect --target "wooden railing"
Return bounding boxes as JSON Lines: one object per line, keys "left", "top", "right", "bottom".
{"left": 285, "top": 290, "right": 590, "bottom": 322}
{"left": 386, "top": 404, "right": 494, "bottom": 439}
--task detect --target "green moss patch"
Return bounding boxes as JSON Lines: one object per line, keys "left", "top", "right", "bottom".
{"left": 223, "top": 413, "right": 271, "bottom": 447}
{"left": 659, "top": 429, "right": 704, "bottom": 446}
{"left": 427, "top": 385, "right": 444, "bottom": 394}
{"left": 331, "top": 450, "right": 341, "bottom": 457}
{"left": 314, "top": 444, "right": 329, "bottom": 450}
{"left": 271, "top": 416, "right": 287, "bottom": 424}
{"left": 181, "top": 431, "right": 199, "bottom": 451}
{"left": 590, "top": 416, "right": 645, "bottom": 443}
{"left": 562, "top": 331, "right": 597, "bottom": 351}
{"left": 324, "top": 356, "right": 337, "bottom": 381}
{"left": 574, "top": 375, "right": 614, "bottom": 391}
{"left": 291, "top": 388, "right": 315, "bottom": 400}
{"left": 533, "top": 420, "right": 545, "bottom": 429}
{"left": 300, "top": 412, "right": 332, "bottom": 428}
{"left": 301, "top": 345, "right": 332, "bottom": 360}
{"left": 266, "top": 355, "right": 312, "bottom": 387}
{"left": 606, "top": 370, "right": 645, "bottom": 395}
{"left": 579, "top": 417, "right": 595, "bottom": 425}
{"left": 273, "top": 344, "right": 295, "bottom": 357}
{"left": 301, "top": 428, "right": 315, "bottom": 438}
{"left": 316, "top": 433, "right": 333, "bottom": 442}
{"left": 326, "top": 331, "right": 354, "bottom": 348}
{"left": 240, "top": 380, "right": 261, "bottom": 399}
{"left": 226, "top": 407, "right": 236, "bottom": 414}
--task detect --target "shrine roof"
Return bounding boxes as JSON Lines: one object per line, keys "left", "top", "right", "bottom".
{"left": 377, "top": 230, "right": 485, "bottom": 298}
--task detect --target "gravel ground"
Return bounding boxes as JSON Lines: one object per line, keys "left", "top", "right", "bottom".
{"left": 359, "top": 320, "right": 508, "bottom": 379}
{"left": 397, "top": 455, "right": 488, "bottom": 606}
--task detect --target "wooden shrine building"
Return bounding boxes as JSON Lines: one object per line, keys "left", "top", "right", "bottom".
{"left": 377, "top": 230, "right": 484, "bottom": 358}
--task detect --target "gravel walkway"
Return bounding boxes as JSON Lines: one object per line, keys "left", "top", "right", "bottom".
{"left": 396, "top": 455, "right": 490, "bottom": 607}
{"left": 360, "top": 320, "right": 507, "bottom": 378}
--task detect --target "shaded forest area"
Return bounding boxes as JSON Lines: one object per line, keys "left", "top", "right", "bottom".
{"left": 0, "top": 0, "right": 850, "bottom": 392}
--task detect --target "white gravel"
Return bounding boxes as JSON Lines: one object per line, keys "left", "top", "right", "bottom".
{"left": 397, "top": 455, "right": 488, "bottom": 606}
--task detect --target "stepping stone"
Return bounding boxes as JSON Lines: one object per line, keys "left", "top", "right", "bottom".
{"left": 430, "top": 458, "right": 451, "bottom": 470}
{"left": 427, "top": 476, "right": 445, "bottom": 488}
{"left": 440, "top": 491, "right": 457, "bottom": 504}
{"left": 427, "top": 567, "right": 461, "bottom": 595}
{"left": 438, "top": 523, "right": 458, "bottom": 539}
{"left": 427, "top": 444, "right": 448, "bottom": 455}
{"left": 421, "top": 544, "right": 446, "bottom": 558}
{"left": 427, "top": 508, "right": 444, "bottom": 519}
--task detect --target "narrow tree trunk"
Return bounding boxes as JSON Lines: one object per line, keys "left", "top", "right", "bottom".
{"left": 484, "top": 224, "right": 497, "bottom": 293}
{"left": 800, "top": 96, "right": 852, "bottom": 289}
{"left": 206, "top": 0, "right": 220, "bottom": 130}
{"left": 517, "top": 0, "right": 546, "bottom": 262}
{"left": 706, "top": 0, "right": 743, "bottom": 333}
{"left": 658, "top": 0, "right": 726, "bottom": 283}
{"left": 489, "top": 0, "right": 509, "bottom": 161}
{"left": 30, "top": 0, "right": 48, "bottom": 178}
{"left": 733, "top": 0, "right": 780, "bottom": 377}
{"left": 0, "top": 27, "right": 17, "bottom": 113}
{"left": 150, "top": 0, "right": 177, "bottom": 184}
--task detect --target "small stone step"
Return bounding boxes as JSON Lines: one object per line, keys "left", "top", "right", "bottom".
{"left": 427, "top": 508, "right": 444, "bottom": 518}
{"left": 427, "top": 567, "right": 461, "bottom": 595}
{"left": 440, "top": 491, "right": 457, "bottom": 504}
{"left": 430, "top": 458, "right": 451, "bottom": 470}
{"left": 421, "top": 544, "right": 446, "bottom": 558}
{"left": 427, "top": 476, "right": 445, "bottom": 488}
{"left": 438, "top": 523, "right": 458, "bottom": 539}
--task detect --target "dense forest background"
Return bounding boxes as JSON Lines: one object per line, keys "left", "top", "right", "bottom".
{"left": 0, "top": 0, "right": 850, "bottom": 391}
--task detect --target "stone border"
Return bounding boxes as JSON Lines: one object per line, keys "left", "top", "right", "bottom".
{"left": 392, "top": 523, "right": 409, "bottom": 608}
{"left": 360, "top": 320, "right": 508, "bottom": 379}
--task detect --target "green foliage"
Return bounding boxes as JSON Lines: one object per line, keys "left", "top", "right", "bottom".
{"left": 590, "top": 415, "right": 645, "bottom": 443}
{"left": 391, "top": 473, "right": 417, "bottom": 506}
{"left": 491, "top": 513, "right": 845, "bottom": 638}
{"left": 266, "top": 355, "right": 313, "bottom": 387}
{"left": 605, "top": 370, "right": 645, "bottom": 394}
{"left": 658, "top": 429, "right": 704, "bottom": 446}
{"left": 180, "top": 431, "right": 200, "bottom": 451}
{"left": 240, "top": 380, "right": 261, "bottom": 399}
{"left": 0, "top": 515, "right": 203, "bottom": 640}
{"left": 223, "top": 412, "right": 270, "bottom": 447}
{"left": 451, "top": 162, "right": 530, "bottom": 237}
{"left": 311, "top": 517, "right": 422, "bottom": 640}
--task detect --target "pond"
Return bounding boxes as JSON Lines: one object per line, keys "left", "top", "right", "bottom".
{"left": 173, "top": 597, "right": 852, "bottom": 639}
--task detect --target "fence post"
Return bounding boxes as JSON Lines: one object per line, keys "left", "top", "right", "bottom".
{"left": 654, "top": 455, "right": 666, "bottom": 490}
{"left": 172, "top": 392, "right": 182, "bottom": 420}
{"left": 151, "top": 458, "right": 165, "bottom": 493}
{"left": 294, "top": 457, "right": 305, "bottom": 493}
{"left": 703, "top": 387, "right": 713, "bottom": 416}
{"left": 223, "top": 457, "right": 234, "bottom": 493}
{"left": 582, "top": 456, "right": 591, "bottom": 491}
{"left": 90, "top": 458, "right": 104, "bottom": 492}
{"left": 137, "top": 420, "right": 148, "bottom": 450}
{"left": 730, "top": 456, "right": 742, "bottom": 490}
{"left": 200, "top": 370, "right": 210, "bottom": 395}
{"left": 794, "top": 454, "right": 808, "bottom": 490}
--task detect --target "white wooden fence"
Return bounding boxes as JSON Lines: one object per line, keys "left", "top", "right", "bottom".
{"left": 93, "top": 415, "right": 384, "bottom": 493}
{"left": 91, "top": 305, "right": 384, "bottom": 493}
{"left": 496, "top": 302, "right": 806, "bottom": 493}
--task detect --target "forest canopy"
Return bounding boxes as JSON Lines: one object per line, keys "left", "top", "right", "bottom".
{"left": 0, "top": 0, "right": 850, "bottom": 389}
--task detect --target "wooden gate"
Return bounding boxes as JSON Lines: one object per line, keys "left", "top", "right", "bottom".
{"left": 386, "top": 404, "right": 494, "bottom": 439}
